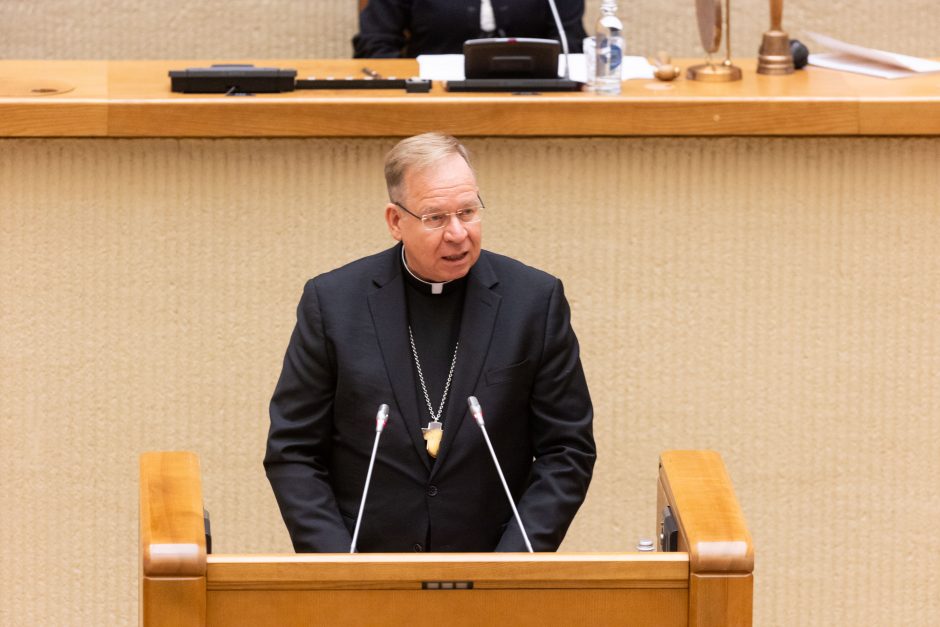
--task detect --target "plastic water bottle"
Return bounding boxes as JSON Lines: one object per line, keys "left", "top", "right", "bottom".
{"left": 594, "top": 0, "right": 624, "bottom": 95}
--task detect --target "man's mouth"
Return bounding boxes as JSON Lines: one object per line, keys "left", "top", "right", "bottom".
{"left": 442, "top": 252, "right": 468, "bottom": 262}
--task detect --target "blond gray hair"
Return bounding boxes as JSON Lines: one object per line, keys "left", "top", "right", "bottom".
{"left": 384, "top": 132, "right": 473, "bottom": 201}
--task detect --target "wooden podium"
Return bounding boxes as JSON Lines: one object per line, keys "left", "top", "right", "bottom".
{"left": 139, "top": 450, "right": 753, "bottom": 626}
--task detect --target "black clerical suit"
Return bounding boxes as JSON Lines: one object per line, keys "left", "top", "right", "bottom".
{"left": 265, "top": 244, "right": 595, "bottom": 552}
{"left": 353, "top": 0, "right": 587, "bottom": 58}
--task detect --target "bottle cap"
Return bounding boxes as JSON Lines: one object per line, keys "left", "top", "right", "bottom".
{"left": 636, "top": 538, "right": 655, "bottom": 551}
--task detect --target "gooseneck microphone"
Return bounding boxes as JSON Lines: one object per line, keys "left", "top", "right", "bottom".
{"left": 545, "top": 0, "right": 572, "bottom": 80}
{"left": 467, "top": 396, "right": 534, "bottom": 553}
{"left": 350, "top": 403, "right": 390, "bottom": 554}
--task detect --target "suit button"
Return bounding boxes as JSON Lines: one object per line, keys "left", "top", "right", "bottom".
{"left": 427, "top": 485, "right": 438, "bottom": 497}
{"left": 413, "top": 543, "right": 424, "bottom": 552}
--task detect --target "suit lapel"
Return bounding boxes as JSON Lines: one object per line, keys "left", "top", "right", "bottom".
{"left": 431, "top": 253, "right": 501, "bottom": 478}
{"left": 368, "top": 247, "right": 432, "bottom": 472}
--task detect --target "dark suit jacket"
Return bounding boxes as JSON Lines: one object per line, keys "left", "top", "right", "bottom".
{"left": 264, "top": 245, "right": 595, "bottom": 552}
{"left": 353, "top": 0, "right": 587, "bottom": 58}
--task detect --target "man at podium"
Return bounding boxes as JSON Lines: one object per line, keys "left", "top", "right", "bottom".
{"left": 353, "top": 0, "right": 587, "bottom": 58}
{"left": 264, "top": 133, "right": 595, "bottom": 553}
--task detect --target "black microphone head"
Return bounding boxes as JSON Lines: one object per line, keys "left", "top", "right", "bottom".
{"left": 790, "top": 39, "right": 809, "bottom": 69}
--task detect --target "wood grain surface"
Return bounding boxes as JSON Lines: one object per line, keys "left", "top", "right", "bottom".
{"left": 2, "top": 58, "right": 939, "bottom": 136}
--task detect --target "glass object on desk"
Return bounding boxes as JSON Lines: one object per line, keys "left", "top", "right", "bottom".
{"left": 594, "top": 0, "right": 624, "bottom": 95}
{"left": 583, "top": 36, "right": 597, "bottom": 90}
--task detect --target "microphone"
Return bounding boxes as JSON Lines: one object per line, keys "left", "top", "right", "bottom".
{"left": 466, "top": 396, "right": 534, "bottom": 553}
{"left": 350, "top": 403, "right": 390, "bottom": 554}
{"left": 545, "top": 0, "right": 572, "bottom": 80}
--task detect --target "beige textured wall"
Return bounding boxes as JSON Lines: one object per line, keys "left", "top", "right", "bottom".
{"left": 1, "top": 0, "right": 938, "bottom": 59}
{"left": 3, "top": 4, "right": 940, "bottom": 625}
{"left": 2, "top": 137, "right": 940, "bottom": 626}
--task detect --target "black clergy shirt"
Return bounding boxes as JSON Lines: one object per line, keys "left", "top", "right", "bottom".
{"left": 402, "top": 254, "right": 467, "bottom": 447}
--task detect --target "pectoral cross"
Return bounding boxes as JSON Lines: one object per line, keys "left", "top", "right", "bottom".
{"left": 422, "top": 420, "right": 443, "bottom": 458}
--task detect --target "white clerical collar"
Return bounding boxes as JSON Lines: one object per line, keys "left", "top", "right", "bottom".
{"left": 402, "top": 247, "right": 448, "bottom": 295}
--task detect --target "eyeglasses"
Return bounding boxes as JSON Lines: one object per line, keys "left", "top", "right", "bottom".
{"left": 394, "top": 201, "right": 485, "bottom": 231}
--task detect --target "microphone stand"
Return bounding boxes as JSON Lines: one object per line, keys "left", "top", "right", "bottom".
{"left": 546, "top": 0, "right": 571, "bottom": 80}
{"left": 467, "top": 396, "right": 534, "bottom": 553}
{"left": 350, "top": 404, "right": 390, "bottom": 553}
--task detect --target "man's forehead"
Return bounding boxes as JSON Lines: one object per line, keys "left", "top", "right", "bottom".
{"left": 404, "top": 153, "right": 473, "bottom": 182}
{"left": 403, "top": 160, "right": 478, "bottom": 208}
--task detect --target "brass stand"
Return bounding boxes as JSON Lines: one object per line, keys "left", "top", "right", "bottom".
{"left": 756, "top": 0, "right": 794, "bottom": 75}
{"left": 688, "top": 59, "right": 743, "bottom": 82}
{"left": 688, "top": 0, "right": 742, "bottom": 82}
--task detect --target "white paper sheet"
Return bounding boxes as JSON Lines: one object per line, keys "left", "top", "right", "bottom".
{"left": 806, "top": 31, "right": 940, "bottom": 79}
{"left": 416, "top": 54, "right": 466, "bottom": 81}
{"left": 561, "top": 54, "right": 655, "bottom": 82}
{"left": 417, "top": 54, "right": 655, "bottom": 82}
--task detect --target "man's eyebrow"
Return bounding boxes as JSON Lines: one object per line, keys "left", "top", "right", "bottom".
{"left": 417, "top": 202, "right": 479, "bottom": 215}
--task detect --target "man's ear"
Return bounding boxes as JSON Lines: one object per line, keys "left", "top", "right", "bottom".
{"left": 385, "top": 204, "right": 402, "bottom": 241}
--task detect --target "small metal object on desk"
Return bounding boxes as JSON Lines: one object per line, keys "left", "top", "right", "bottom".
{"left": 649, "top": 52, "right": 681, "bottom": 81}
{"left": 757, "top": 0, "right": 795, "bottom": 74}
{"left": 687, "top": 0, "right": 742, "bottom": 82}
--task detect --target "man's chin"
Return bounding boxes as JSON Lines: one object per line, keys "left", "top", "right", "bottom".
{"left": 428, "top": 269, "right": 468, "bottom": 283}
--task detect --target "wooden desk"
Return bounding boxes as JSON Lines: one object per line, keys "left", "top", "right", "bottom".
{"left": 2, "top": 58, "right": 939, "bottom": 137}
{"left": 139, "top": 450, "right": 753, "bottom": 627}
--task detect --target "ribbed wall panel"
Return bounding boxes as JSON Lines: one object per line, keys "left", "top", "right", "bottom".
{"left": 1, "top": 0, "right": 938, "bottom": 59}
{"left": 0, "top": 0, "right": 356, "bottom": 59}
{"left": 2, "top": 137, "right": 940, "bottom": 626}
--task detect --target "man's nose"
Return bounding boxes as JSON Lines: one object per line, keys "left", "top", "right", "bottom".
{"left": 442, "top": 214, "right": 468, "bottom": 241}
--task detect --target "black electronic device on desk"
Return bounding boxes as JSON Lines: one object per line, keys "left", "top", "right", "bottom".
{"left": 169, "top": 64, "right": 297, "bottom": 93}
{"left": 169, "top": 64, "right": 432, "bottom": 95}
{"left": 445, "top": 38, "right": 582, "bottom": 93}
{"left": 446, "top": 77, "right": 582, "bottom": 92}
{"left": 296, "top": 77, "right": 431, "bottom": 93}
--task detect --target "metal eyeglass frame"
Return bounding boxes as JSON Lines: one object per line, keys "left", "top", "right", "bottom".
{"left": 393, "top": 197, "right": 486, "bottom": 231}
